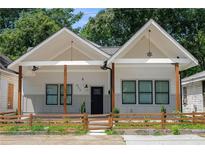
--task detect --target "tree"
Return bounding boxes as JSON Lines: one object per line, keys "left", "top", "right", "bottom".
{"left": 0, "top": 9, "right": 82, "bottom": 60}
{"left": 0, "top": 9, "right": 32, "bottom": 32}
{"left": 81, "top": 8, "right": 205, "bottom": 77}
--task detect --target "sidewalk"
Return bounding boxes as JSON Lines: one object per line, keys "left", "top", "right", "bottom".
{"left": 122, "top": 134, "right": 205, "bottom": 145}
{"left": 0, "top": 135, "right": 125, "bottom": 145}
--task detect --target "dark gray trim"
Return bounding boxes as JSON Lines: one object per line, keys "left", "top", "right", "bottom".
{"left": 122, "top": 80, "right": 136, "bottom": 104}
{"left": 138, "top": 80, "right": 153, "bottom": 104}
{"left": 60, "top": 84, "right": 72, "bottom": 105}
{"left": 155, "top": 80, "right": 169, "bottom": 105}
{"left": 46, "top": 84, "right": 58, "bottom": 105}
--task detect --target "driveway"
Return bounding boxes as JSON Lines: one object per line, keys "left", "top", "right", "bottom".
{"left": 0, "top": 135, "right": 125, "bottom": 145}
{"left": 122, "top": 135, "right": 205, "bottom": 145}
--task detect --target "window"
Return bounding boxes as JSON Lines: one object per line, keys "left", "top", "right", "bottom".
{"left": 155, "top": 81, "right": 169, "bottom": 104}
{"left": 46, "top": 84, "right": 58, "bottom": 105}
{"left": 122, "top": 80, "right": 136, "bottom": 104}
{"left": 183, "top": 86, "right": 187, "bottom": 105}
{"left": 138, "top": 80, "right": 153, "bottom": 104}
{"left": 60, "top": 84, "right": 72, "bottom": 105}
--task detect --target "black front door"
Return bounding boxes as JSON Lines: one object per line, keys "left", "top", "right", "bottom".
{"left": 91, "top": 87, "right": 103, "bottom": 114}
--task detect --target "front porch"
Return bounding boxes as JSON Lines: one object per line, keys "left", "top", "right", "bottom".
{"left": 16, "top": 59, "right": 182, "bottom": 115}
{"left": 19, "top": 63, "right": 113, "bottom": 114}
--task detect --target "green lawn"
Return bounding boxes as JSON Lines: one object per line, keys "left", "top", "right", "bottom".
{"left": 0, "top": 125, "right": 87, "bottom": 135}
{"left": 115, "top": 122, "right": 205, "bottom": 130}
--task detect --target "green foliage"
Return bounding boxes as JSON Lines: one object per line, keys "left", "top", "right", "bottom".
{"left": 105, "top": 129, "right": 118, "bottom": 135}
{"left": 160, "top": 105, "right": 166, "bottom": 113}
{"left": 7, "top": 126, "right": 19, "bottom": 132}
{"left": 75, "top": 129, "right": 88, "bottom": 135}
{"left": 80, "top": 102, "right": 86, "bottom": 113}
{"left": 81, "top": 8, "right": 205, "bottom": 77}
{"left": 112, "top": 108, "right": 120, "bottom": 123}
{"left": 0, "top": 9, "right": 31, "bottom": 32}
{"left": 0, "top": 9, "right": 82, "bottom": 60}
{"left": 31, "top": 125, "right": 45, "bottom": 132}
{"left": 171, "top": 126, "right": 180, "bottom": 135}
{"left": 144, "top": 116, "right": 150, "bottom": 123}
{"left": 112, "top": 108, "right": 120, "bottom": 114}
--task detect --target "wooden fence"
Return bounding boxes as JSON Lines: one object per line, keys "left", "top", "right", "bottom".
{"left": 112, "top": 112, "right": 205, "bottom": 129}
{"left": 0, "top": 112, "right": 205, "bottom": 130}
{"left": 0, "top": 111, "right": 16, "bottom": 116}
{"left": 0, "top": 113, "right": 87, "bottom": 130}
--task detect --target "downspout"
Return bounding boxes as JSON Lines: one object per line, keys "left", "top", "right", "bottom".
{"left": 100, "top": 61, "right": 112, "bottom": 112}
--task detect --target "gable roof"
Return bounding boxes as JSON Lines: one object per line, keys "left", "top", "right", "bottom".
{"left": 0, "top": 54, "right": 17, "bottom": 75}
{"left": 8, "top": 27, "right": 110, "bottom": 70}
{"left": 182, "top": 71, "right": 205, "bottom": 85}
{"left": 107, "top": 19, "right": 198, "bottom": 70}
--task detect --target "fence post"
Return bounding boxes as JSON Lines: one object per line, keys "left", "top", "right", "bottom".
{"left": 161, "top": 112, "right": 165, "bottom": 129}
{"left": 108, "top": 113, "right": 113, "bottom": 129}
{"left": 83, "top": 113, "right": 88, "bottom": 131}
{"left": 192, "top": 111, "right": 195, "bottom": 124}
{"left": 29, "top": 113, "right": 33, "bottom": 127}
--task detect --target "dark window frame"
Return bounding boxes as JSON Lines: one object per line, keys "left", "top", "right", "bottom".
{"left": 155, "top": 80, "right": 170, "bottom": 105}
{"left": 46, "top": 84, "right": 58, "bottom": 105}
{"left": 138, "top": 80, "right": 153, "bottom": 104}
{"left": 60, "top": 84, "right": 72, "bottom": 105}
{"left": 122, "top": 80, "right": 136, "bottom": 104}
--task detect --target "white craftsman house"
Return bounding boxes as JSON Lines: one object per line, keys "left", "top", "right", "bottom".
{"left": 8, "top": 19, "right": 198, "bottom": 115}
{"left": 182, "top": 71, "right": 205, "bottom": 113}
{"left": 0, "top": 55, "right": 18, "bottom": 112}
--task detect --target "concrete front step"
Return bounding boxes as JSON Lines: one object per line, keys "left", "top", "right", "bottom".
{"left": 88, "top": 129, "right": 106, "bottom": 135}
{"left": 88, "top": 127, "right": 110, "bottom": 130}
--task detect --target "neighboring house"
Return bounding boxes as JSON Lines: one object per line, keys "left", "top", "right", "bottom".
{"left": 8, "top": 19, "right": 198, "bottom": 115}
{"left": 0, "top": 55, "right": 18, "bottom": 112}
{"left": 182, "top": 71, "right": 205, "bottom": 113}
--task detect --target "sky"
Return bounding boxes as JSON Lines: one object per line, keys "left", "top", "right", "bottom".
{"left": 72, "top": 8, "right": 104, "bottom": 28}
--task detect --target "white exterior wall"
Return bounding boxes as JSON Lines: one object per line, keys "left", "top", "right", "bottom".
{"left": 22, "top": 71, "right": 110, "bottom": 114}
{"left": 115, "top": 65, "right": 176, "bottom": 113}
{"left": 22, "top": 65, "right": 178, "bottom": 114}
{"left": 182, "top": 81, "right": 204, "bottom": 113}
{"left": 0, "top": 71, "right": 18, "bottom": 112}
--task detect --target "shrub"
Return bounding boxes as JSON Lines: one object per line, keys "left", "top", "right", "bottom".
{"left": 160, "top": 105, "right": 166, "bottom": 113}
{"left": 112, "top": 108, "right": 120, "bottom": 123}
{"left": 80, "top": 102, "right": 86, "bottom": 113}
{"left": 113, "top": 108, "right": 120, "bottom": 114}
{"left": 105, "top": 129, "right": 118, "bottom": 135}
{"left": 171, "top": 126, "right": 180, "bottom": 135}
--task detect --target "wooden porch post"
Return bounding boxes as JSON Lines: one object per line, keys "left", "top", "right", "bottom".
{"left": 18, "top": 66, "right": 22, "bottom": 115}
{"left": 111, "top": 63, "right": 115, "bottom": 112}
{"left": 175, "top": 63, "right": 181, "bottom": 112}
{"left": 64, "top": 65, "right": 67, "bottom": 114}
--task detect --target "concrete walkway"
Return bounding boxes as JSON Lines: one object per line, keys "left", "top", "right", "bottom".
{"left": 0, "top": 135, "right": 125, "bottom": 145}
{"left": 122, "top": 134, "right": 205, "bottom": 145}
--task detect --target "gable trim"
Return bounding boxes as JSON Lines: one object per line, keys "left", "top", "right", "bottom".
{"left": 8, "top": 27, "right": 110, "bottom": 70}
{"left": 107, "top": 19, "right": 198, "bottom": 66}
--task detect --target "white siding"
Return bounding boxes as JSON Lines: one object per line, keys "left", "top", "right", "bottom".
{"left": 0, "top": 71, "right": 18, "bottom": 112}
{"left": 115, "top": 65, "right": 176, "bottom": 113}
{"left": 182, "top": 81, "right": 204, "bottom": 113}
{"left": 23, "top": 71, "right": 110, "bottom": 114}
